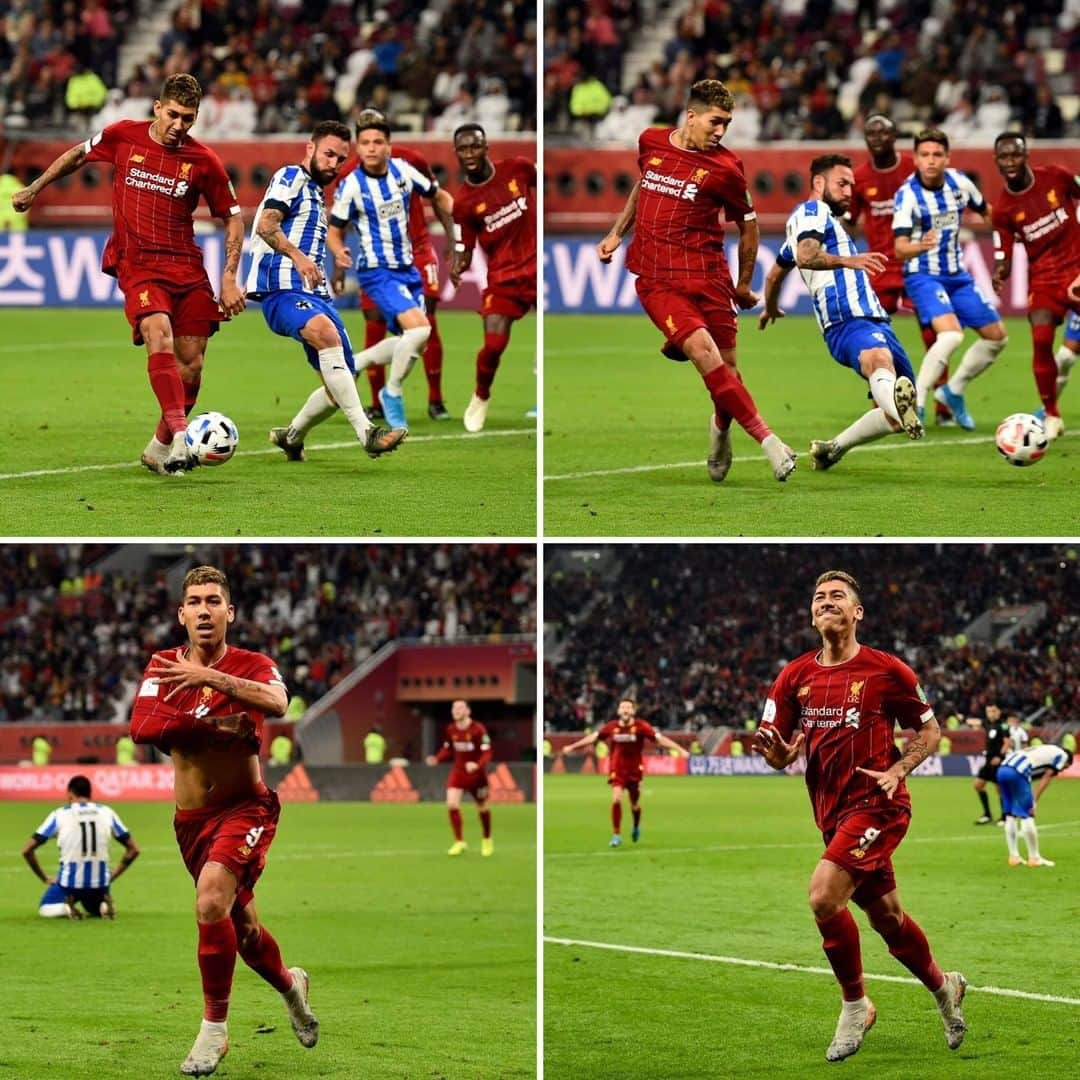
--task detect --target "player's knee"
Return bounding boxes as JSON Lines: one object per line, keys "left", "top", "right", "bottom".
{"left": 195, "top": 887, "right": 232, "bottom": 923}
{"left": 305, "top": 316, "right": 341, "bottom": 351}
{"left": 808, "top": 885, "right": 843, "bottom": 920}
{"left": 869, "top": 908, "right": 903, "bottom": 937}
{"left": 933, "top": 329, "right": 964, "bottom": 355}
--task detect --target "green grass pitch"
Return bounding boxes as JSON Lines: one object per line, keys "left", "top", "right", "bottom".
{"left": 1, "top": 800, "right": 535, "bottom": 1079}
{"left": 0, "top": 309, "right": 535, "bottom": 537}
{"left": 544, "top": 774, "right": 1080, "bottom": 1079}
{"left": 543, "top": 315, "right": 1077, "bottom": 536}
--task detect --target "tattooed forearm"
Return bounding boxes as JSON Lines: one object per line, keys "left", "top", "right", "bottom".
{"left": 897, "top": 731, "right": 934, "bottom": 775}
{"left": 208, "top": 671, "right": 287, "bottom": 716}
{"left": 223, "top": 234, "right": 243, "bottom": 275}
{"left": 796, "top": 238, "right": 837, "bottom": 270}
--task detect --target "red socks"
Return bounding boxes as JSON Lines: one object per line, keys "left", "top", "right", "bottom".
{"left": 816, "top": 909, "right": 864, "bottom": 1001}
{"left": 424, "top": 311, "right": 444, "bottom": 402}
{"left": 148, "top": 351, "right": 187, "bottom": 437}
{"left": 1032, "top": 322, "right": 1059, "bottom": 415}
{"left": 449, "top": 808, "right": 463, "bottom": 841}
{"left": 365, "top": 320, "right": 387, "bottom": 406}
{"left": 479, "top": 808, "right": 491, "bottom": 839}
{"left": 702, "top": 365, "right": 771, "bottom": 443}
{"left": 198, "top": 917, "right": 237, "bottom": 1022}
{"left": 611, "top": 802, "right": 622, "bottom": 833}
{"left": 476, "top": 332, "right": 510, "bottom": 400}
{"left": 235, "top": 923, "right": 293, "bottom": 994}
{"left": 878, "top": 913, "right": 944, "bottom": 991}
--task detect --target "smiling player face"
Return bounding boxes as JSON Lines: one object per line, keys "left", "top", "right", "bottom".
{"left": 684, "top": 106, "right": 732, "bottom": 151}
{"left": 178, "top": 583, "right": 234, "bottom": 652}
{"left": 810, "top": 579, "right": 863, "bottom": 639}
{"left": 151, "top": 98, "right": 198, "bottom": 147}
{"left": 617, "top": 700, "right": 636, "bottom": 724}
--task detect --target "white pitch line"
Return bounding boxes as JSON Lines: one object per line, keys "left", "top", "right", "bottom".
{"left": 544, "top": 429, "right": 1078, "bottom": 481}
{"left": 0, "top": 427, "right": 535, "bottom": 482}
{"left": 543, "top": 937, "right": 1080, "bottom": 1007}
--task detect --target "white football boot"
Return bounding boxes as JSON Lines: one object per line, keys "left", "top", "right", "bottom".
{"left": 463, "top": 393, "right": 489, "bottom": 433}
{"left": 163, "top": 431, "right": 196, "bottom": 474}
{"left": 140, "top": 436, "right": 170, "bottom": 475}
{"left": 707, "top": 415, "right": 733, "bottom": 482}
{"left": 762, "top": 433, "right": 797, "bottom": 481}
{"left": 934, "top": 971, "right": 968, "bottom": 1050}
{"left": 825, "top": 997, "right": 876, "bottom": 1062}
{"left": 284, "top": 966, "right": 320, "bottom": 1048}
{"left": 180, "top": 1021, "right": 228, "bottom": 1076}
{"left": 1043, "top": 414, "right": 1064, "bottom": 441}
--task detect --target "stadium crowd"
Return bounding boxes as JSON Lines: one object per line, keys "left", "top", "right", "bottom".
{"left": 0, "top": 544, "right": 536, "bottom": 725}
{"left": 545, "top": 0, "right": 1080, "bottom": 142}
{"left": 0, "top": 0, "right": 535, "bottom": 136}
{"left": 544, "top": 544, "right": 1079, "bottom": 732}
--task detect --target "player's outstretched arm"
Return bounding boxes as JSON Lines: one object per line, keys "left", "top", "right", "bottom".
{"left": 11, "top": 142, "right": 87, "bottom": 212}
{"left": 110, "top": 835, "right": 140, "bottom": 882}
{"left": 857, "top": 716, "right": 941, "bottom": 798}
{"left": 148, "top": 653, "right": 288, "bottom": 716}
{"left": 655, "top": 733, "right": 690, "bottom": 757}
{"left": 751, "top": 725, "right": 804, "bottom": 769}
{"left": 597, "top": 181, "right": 640, "bottom": 263}
{"left": 758, "top": 262, "right": 791, "bottom": 330}
{"left": 560, "top": 732, "right": 600, "bottom": 755}
{"left": 449, "top": 220, "right": 474, "bottom": 288}
{"left": 1033, "top": 771, "right": 1057, "bottom": 806}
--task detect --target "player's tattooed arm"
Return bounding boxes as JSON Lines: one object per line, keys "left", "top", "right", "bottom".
{"left": 11, "top": 142, "right": 87, "bottom": 211}
{"left": 857, "top": 717, "right": 941, "bottom": 798}
{"left": 597, "top": 181, "right": 640, "bottom": 262}
{"left": 220, "top": 214, "right": 247, "bottom": 315}
{"left": 733, "top": 215, "right": 760, "bottom": 309}
{"left": 207, "top": 671, "right": 288, "bottom": 717}
{"left": 257, "top": 207, "right": 323, "bottom": 289}
{"left": 796, "top": 236, "right": 888, "bottom": 275}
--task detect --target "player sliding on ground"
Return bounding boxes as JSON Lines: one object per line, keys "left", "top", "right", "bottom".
{"left": 752, "top": 570, "right": 966, "bottom": 1063}
{"left": 560, "top": 698, "right": 689, "bottom": 847}
{"left": 760, "top": 154, "right": 923, "bottom": 470}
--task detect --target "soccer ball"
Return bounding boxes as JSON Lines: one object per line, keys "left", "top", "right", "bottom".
{"left": 995, "top": 413, "right": 1048, "bottom": 467}
{"left": 185, "top": 411, "right": 238, "bottom": 466}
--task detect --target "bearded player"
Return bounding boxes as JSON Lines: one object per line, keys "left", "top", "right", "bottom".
{"left": 991, "top": 132, "right": 1080, "bottom": 440}
{"left": 597, "top": 79, "right": 796, "bottom": 484}
{"left": 449, "top": 123, "right": 537, "bottom": 433}
{"left": 752, "top": 571, "right": 966, "bottom": 1063}
{"left": 426, "top": 699, "right": 495, "bottom": 856}
{"left": 130, "top": 566, "right": 317, "bottom": 1076}
{"left": 560, "top": 698, "right": 689, "bottom": 848}
{"left": 11, "top": 74, "right": 246, "bottom": 475}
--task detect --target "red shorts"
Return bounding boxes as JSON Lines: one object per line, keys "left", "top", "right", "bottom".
{"left": 822, "top": 807, "right": 910, "bottom": 907}
{"left": 361, "top": 250, "right": 441, "bottom": 311}
{"left": 635, "top": 275, "right": 737, "bottom": 353}
{"left": 448, "top": 768, "right": 489, "bottom": 800}
{"left": 1027, "top": 277, "right": 1080, "bottom": 322}
{"left": 117, "top": 261, "right": 224, "bottom": 345}
{"left": 174, "top": 787, "right": 280, "bottom": 909}
{"left": 608, "top": 774, "right": 641, "bottom": 801}
{"left": 480, "top": 275, "right": 536, "bottom": 320}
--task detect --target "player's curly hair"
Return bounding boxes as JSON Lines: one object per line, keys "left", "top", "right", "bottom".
{"left": 182, "top": 565, "right": 231, "bottom": 601}
{"left": 813, "top": 570, "right": 861, "bottom": 602}
{"left": 687, "top": 80, "right": 735, "bottom": 113}
{"left": 159, "top": 74, "right": 202, "bottom": 110}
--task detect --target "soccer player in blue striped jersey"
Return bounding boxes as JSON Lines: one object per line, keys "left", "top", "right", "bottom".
{"left": 327, "top": 113, "right": 455, "bottom": 429}
{"left": 892, "top": 129, "right": 1008, "bottom": 429}
{"left": 21, "top": 774, "right": 140, "bottom": 919}
{"left": 248, "top": 120, "right": 408, "bottom": 464}
{"left": 997, "top": 744, "right": 1073, "bottom": 868}
{"left": 760, "top": 154, "right": 923, "bottom": 470}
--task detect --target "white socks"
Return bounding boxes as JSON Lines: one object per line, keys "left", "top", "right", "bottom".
{"left": 1055, "top": 345, "right": 1076, "bottom": 397}
{"left": 1020, "top": 816, "right": 1040, "bottom": 861}
{"left": 318, "top": 346, "right": 372, "bottom": 440}
{"left": 352, "top": 336, "right": 398, "bottom": 372}
{"left": 387, "top": 325, "right": 430, "bottom": 395}
{"left": 868, "top": 369, "right": 901, "bottom": 423}
{"left": 916, "top": 330, "right": 963, "bottom": 408}
{"left": 834, "top": 409, "right": 893, "bottom": 452}
{"left": 288, "top": 386, "right": 338, "bottom": 441}
{"left": 1005, "top": 816, "right": 1019, "bottom": 858}
{"left": 948, "top": 336, "right": 1007, "bottom": 394}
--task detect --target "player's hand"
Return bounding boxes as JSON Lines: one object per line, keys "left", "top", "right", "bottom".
{"left": 919, "top": 229, "right": 938, "bottom": 251}
{"left": 334, "top": 246, "right": 352, "bottom": 272}
{"left": 147, "top": 652, "right": 214, "bottom": 701}
{"left": 11, "top": 187, "right": 36, "bottom": 212}
{"left": 219, "top": 280, "right": 246, "bottom": 317}
{"left": 213, "top": 713, "right": 255, "bottom": 739}
{"left": 734, "top": 285, "right": 759, "bottom": 310}
{"left": 1068, "top": 272, "right": 1080, "bottom": 303}
{"left": 425, "top": 754, "right": 438, "bottom": 766}
{"left": 596, "top": 232, "right": 621, "bottom": 264}
{"left": 847, "top": 252, "right": 888, "bottom": 276}
{"left": 465, "top": 761, "right": 479, "bottom": 773}
{"left": 293, "top": 252, "right": 324, "bottom": 290}
{"left": 45, "top": 874, "right": 57, "bottom": 885}
{"left": 758, "top": 307, "right": 785, "bottom": 330}
{"left": 856, "top": 764, "right": 904, "bottom": 799}
{"left": 331, "top": 269, "right": 345, "bottom": 295}
{"left": 751, "top": 725, "right": 804, "bottom": 769}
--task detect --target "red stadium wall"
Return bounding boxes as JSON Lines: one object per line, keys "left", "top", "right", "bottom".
{"left": 545, "top": 144, "right": 1080, "bottom": 231}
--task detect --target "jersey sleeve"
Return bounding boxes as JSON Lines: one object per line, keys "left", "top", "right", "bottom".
{"left": 201, "top": 148, "right": 242, "bottom": 220}
{"left": 453, "top": 194, "right": 480, "bottom": 253}
{"left": 397, "top": 159, "right": 437, "bottom": 197}
{"left": 263, "top": 166, "right": 305, "bottom": 216}
{"left": 759, "top": 663, "right": 799, "bottom": 741}
{"left": 329, "top": 173, "right": 358, "bottom": 229}
{"left": 793, "top": 201, "right": 829, "bottom": 244}
{"left": 477, "top": 724, "right": 493, "bottom": 767}
{"left": 82, "top": 123, "right": 124, "bottom": 165}
{"left": 891, "top": 184, "right": 914, "bottom": 238}
{"left": 957, "top": 171, "right": 987, "bottom": 214}
{"left": 991, "top": 203, "right": 1015, "bottom": 263}
{"left": 435, "top": 725, "right": 454, "bottom": 762}
{"left": 886, "top": 656, "right": 936, "bottom": 730}
{"left": 33, "top": 809, "right": 59, "bottom": 841}
{"left": 717, "top": 158, "right": 755, "bottom": 223}
{"left": 776, "top": 233, "right": 796, "bottom": 269}
{"left": 638, "top": 721, "right": 659, "bottom": 742}
{"left": 109, "top": 808, "right": 131, "bottom": 841}
{"left": 597, "top": 720, "right": 617, "bottom": 742}
{"left": 515, "top": 158, "right": 538, "bottom": 189}
{"left": 243, "top": 651, "right": 287, "bottom": 694}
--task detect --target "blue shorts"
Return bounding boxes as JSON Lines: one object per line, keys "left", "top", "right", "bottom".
{"left": 356, "top": 267, "right": 425, "bottom": 334}
{"left": 1064, "top": 311, "right": 1080, "bottom": 345}
{"left": 258, "top": 290, "right": 356, "bottom": 374}
{"left": 823, "top": 318, "right": 915, "bottom": 382}
{"left": 40, "top": 881, "right": 110, "bottom": 915}
{"left": 996, "top": 765, "right": 1034, "bottom": 819}
{"left": 903, "top": 272, "right": 999, "bottom": 330}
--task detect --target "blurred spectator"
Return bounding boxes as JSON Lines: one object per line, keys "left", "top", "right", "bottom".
{"left": 1028, "top": 84, "right": 1065, "bottom": 138}
{"left": 65, "top": 64, "right": 108, "bottom": 128}
{"left": 569, "top": 68, "right": 613, "bottom": 132}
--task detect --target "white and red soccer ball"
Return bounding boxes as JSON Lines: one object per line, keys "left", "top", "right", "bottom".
{"left": 185, "top": 411, "right": 239, "bottom": 466}
{"left": 995, "top": 413, "right": 1048, "bottom": 467}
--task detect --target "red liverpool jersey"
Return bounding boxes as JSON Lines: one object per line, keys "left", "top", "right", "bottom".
{"left": 453, "top": 157, "right": 537, "bottom": 285}
{"left": 760, "top": 645, "right": 935, "bottom": 837}
{"left": 598, "top": 718, "right": 658, "bottom": 777}
{"left": 130, "top": 644, "right": 286, "bottom": 753}
{"left": 626, "top": 127, "right": 754, "bottom": 281}
{"left": 83, "top": 119, "right": 240, "bottom": 275}
{"left": 848, "top": 153, "right": 914, "bottom": 283}
{"left": 992, "top": 165, "right": 1080, "bottom": 284}
{"left": 435, "top": 721, "right": 493, "bottom": 771}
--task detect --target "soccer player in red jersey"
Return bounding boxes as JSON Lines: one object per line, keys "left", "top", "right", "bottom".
{"left": 129, "top": 566, "right": 317, "bottom": 1076}
{"left": 560, "top": 698, "right": 689, "bottom": 847}
{"left": 426, "top": 699, "right": 495, "bottom": 856}
{"left": 11, "top": 74, "right": 246, "bottom": 475}
{"left": 597, "top": 79, "right": 796, "bottom": 483}
{"left": 752, "top": 571, "right": 966, "bottom": 1063}
{"left": 449, "top": 124, "right": 537, "bottom": 433}
{"left": 991, "top": 133, "right": 1080, "bottom": 441}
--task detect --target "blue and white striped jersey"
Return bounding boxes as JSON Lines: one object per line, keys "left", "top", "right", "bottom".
{"left": 1001, "top": 744, "right": 1071, "bottom": 779}
{"left": 329, "top": 159, "right": 437, "bottom": 271}
{"left": 777, "top": 200, "right": 888, "bottom": 332}
{"left": 892, "top": 168, "right": 987, "bottom": 277}
{"left": 33, "top": 801, "right": 129, "bottom": 890}
{"left": 246, "top": 165, "right": 331, "bottom": 300}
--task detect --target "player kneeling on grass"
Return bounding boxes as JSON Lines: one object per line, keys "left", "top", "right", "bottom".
{"left": 752, "top": 570, "right": 965, "bottom": 1063}
{"left": 996, "top": 743, "right": 1072, "bottom": 868}
{"left": 760, "top": 155, "right": 923, "bottom": 471}
{"left": 22, "top": 774, "right": 140, "bottom": 920}
{"left": 246, "top": 120, "right": 407, "bottom": 464}
{"left": 427, "top": 699, "right": 495, "bottom": 856}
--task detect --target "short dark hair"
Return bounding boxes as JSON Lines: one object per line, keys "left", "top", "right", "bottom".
{"left": 993, "top": 131, "right": 1026, "bottom": 152}
{"left": 813, "top": 570, "right": 861, "bottom": 603}
{"left": 810, "top": 154, "right": 853, "bottom": 181}
{"left": 159, "top": 73, "right": 202, "bottom": 110}
{"left": 182, "top": 565, "right": 230, "bottom": 602}
{"left": 68, "top": 775, "right": 92, "bottom": 799}
{"left": 355, "top": 109, "right": 391, "bottom": 139}
{"left": 914, "top": 127, "right": 949, "bottom": 152}
{"left": 864, "top": 113, "right": 895, "bottom": 130}
{"left": 453, "top": 122, "right": 487, "bottom": 142}
{"left": 312, "top": 120, "right": 351, "bottom": 145}
{"left": 687, "top": 79, "right": 734, "bottom": 112}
